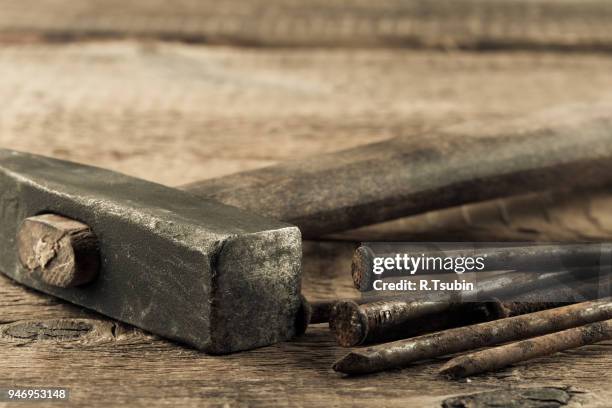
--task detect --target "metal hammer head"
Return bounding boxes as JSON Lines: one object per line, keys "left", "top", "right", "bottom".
{"left": 0, "top": 149, "right": 302, "bottom": 354}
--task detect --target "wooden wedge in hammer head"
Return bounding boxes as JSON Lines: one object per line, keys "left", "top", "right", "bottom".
{"left": 0, "top": 149, "right": 302, "bottom": 354}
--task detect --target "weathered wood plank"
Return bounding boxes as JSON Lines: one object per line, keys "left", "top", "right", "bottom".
{"left": 333, "top": 186, "right": 612, "bottom": 242}
{"left": 2, "top": 42, "right": 612, "bottom": 406}
{"left": 4, "top": 41, "right": 612, "bottom": 243}
{"left": 2, "top": 42, "right": 612, "bottom": 187}
{"left": 2, "top": 0, "right": 612, "bottom": 51}
{"left": 2, "top": 271, "right": 612, "bottom": 407}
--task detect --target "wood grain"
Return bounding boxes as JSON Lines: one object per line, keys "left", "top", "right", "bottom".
{"left": 333, "top": 186, "right": 612, "bottom": 242}
{"left": 2, "top": 263, "right": 612, "bottom": 408}
{"left": 2, "top": 41, "right": 612, "bottom": 406}
{"left": 441, "top": 387, "right": 578, "bottom": 408}
{"left": 3, "top": 42, "right": 612, "bottom": 187}
{"left": 17, "top": 214, "right": 99, "bottom": 288}
{"left": 2, "top": 0, "right": 612, "bottom": 51}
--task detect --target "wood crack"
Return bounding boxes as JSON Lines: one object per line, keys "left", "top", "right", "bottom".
{"left": 442, "top": 386, "right": 577, "bottom": 408}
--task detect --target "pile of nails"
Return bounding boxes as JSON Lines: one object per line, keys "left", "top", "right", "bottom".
{"left": 308, "top": 244, "right": 612, "bottom": 378}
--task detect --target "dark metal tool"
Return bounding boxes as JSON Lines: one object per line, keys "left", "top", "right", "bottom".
{"left": 2, "top": 103, "right": 612, "bottom": 353}
{"left": 0, "top": 150, "right": 302, "bottom": 354}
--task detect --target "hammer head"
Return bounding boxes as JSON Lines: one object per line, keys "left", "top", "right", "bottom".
{"left": 0, "top": 149, "right": 302, "bottom": 354}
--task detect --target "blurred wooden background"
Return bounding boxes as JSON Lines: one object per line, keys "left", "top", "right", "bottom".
{"left": 2, "top": 1, "right": 612, "bottom": 406}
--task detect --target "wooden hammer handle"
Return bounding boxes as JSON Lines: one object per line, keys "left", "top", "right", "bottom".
{"left": 184, "top": 103, "right": 612, "bottom": 239}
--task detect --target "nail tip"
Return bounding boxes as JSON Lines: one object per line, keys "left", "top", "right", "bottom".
{"left": 332, "top": 351, "right": 372, "bottom": 375}
{"left": 438, "top": 363, "right": 465, "bottom": 380}
{"left": 332, "top": 353, "right": 355, "bottom": 373}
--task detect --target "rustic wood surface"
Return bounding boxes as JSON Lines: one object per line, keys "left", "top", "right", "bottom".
{"left": 333, "top": 187, "right": 612, "bottom": 243}
{"left": 2, "top": 38, "right": 612, "bottom": 406}
{"left": 2, "top": 0, "right": 612, "bottom": 51}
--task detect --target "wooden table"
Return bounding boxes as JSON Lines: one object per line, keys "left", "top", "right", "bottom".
{"left": 2, "top": 2, "right": 612, "bottom": 406}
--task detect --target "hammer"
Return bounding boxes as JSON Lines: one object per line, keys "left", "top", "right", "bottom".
{"left": 1, "top": 102, "right": 612, "bottom": 354}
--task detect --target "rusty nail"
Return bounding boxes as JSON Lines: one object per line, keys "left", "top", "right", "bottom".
{"left": 352, "top": 244, "right": 607, "bottom": 292}
{"left": 330, "top": 268, "right": 596, "bottom": 347}
{"left": 333, "top": 298, "right": 612, "bottom": 375}
{"left": 440, "top": 317, "right": 612, "bottom": 378}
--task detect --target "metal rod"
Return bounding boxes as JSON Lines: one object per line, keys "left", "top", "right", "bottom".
{"left": 331, "top": 269, "right": 598, "bottom": 346}
{"left": 333, "top": 299, "right": 612, "bottom": 375}
{"left": 439, "top": 318, "right": 612, "bottom": 378}
{"left": 330, "top": 300, "right": 506, "bottom": 347}
{"left": 352, "top": 243, "right": 607, "bottom": 291}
